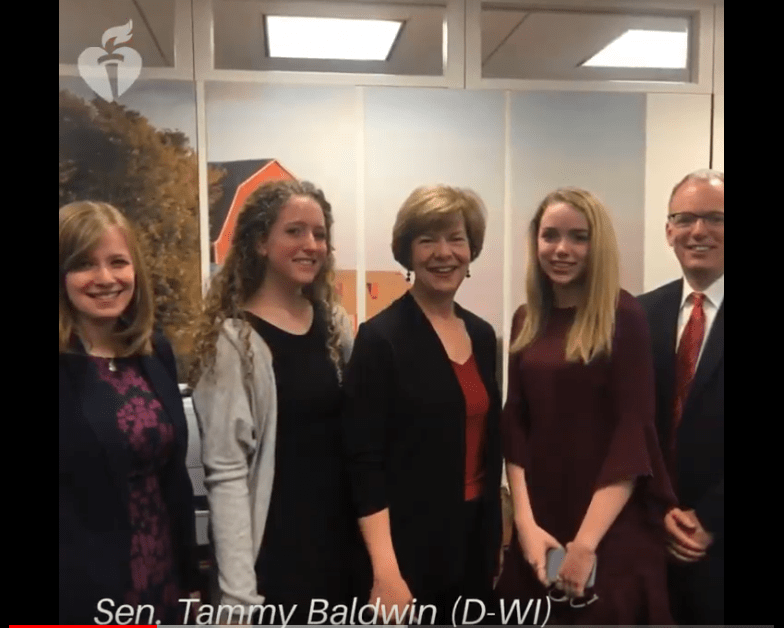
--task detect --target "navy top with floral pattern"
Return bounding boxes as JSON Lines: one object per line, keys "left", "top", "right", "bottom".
{"left": 88, "top": 356, "right": 182, "bottom": 624}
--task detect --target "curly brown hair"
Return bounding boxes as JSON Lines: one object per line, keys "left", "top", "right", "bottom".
{"left": 189, "top": 179, "right": 344, "bottom": 387}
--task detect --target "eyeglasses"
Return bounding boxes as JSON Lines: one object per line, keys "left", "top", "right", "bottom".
{"left": 547, "top": 584, "right": 599, "bottom": 608}
{"left": 668, "top": 212, "right": 724, "bottom": 228}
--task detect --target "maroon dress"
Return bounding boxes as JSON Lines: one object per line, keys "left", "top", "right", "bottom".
{"left": 496, "top": 291, "right": 676, "bottom": 625}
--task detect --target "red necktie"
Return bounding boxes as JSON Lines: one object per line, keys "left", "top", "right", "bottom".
{"left": 670, "top": 293, "right": 706, "bottom": 465}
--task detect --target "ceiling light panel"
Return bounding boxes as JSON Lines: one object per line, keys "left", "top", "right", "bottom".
{"left": 582, "top": 29, "right": 688, "bottom": 69}
{"left": 265, "top": 15, "right": 403, "bottom": 61}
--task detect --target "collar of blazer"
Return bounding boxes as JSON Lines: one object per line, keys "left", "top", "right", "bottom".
{"left": 60, "top": 333, "right": 188, "bottom": 501}
{"left": 400, "top": 289, "right": 484, "bottom": 349}
{"left": 398, "top": 290, "right": 497, "bottom": 395}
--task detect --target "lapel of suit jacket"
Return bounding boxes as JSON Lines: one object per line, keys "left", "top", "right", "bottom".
{"left": 401, "top": 292, "right": 466, "bottom": 408}
{"left": 62, "top": 339, "right": 186, "bottom": 501}
{"left": 140, "top": 350, "right": 188, "bottom": 462}
{"left": 651, "top": 280, "right": 682, "bottom": 445}
{"left": 685, "top": 298, "right": 724, "bottom": 412}
{"left": 62, "top": 352, "right": 133, "bottom": 504}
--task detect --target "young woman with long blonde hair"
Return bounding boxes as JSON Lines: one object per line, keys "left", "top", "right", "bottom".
{"left": 496, "top": 188, "right": 676, "bottom": 624}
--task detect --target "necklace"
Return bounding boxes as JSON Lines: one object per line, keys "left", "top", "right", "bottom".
{"left": 78, "top": 335, "right": 118, "bottom": 371}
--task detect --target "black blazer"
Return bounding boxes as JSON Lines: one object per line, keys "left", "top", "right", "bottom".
{"left": 638, "top": 279, "right": 724, "bottom": 550}
{"left": 59, "top": 332, "right": 197, "bottom": 623}
{"left": 342, "top": 291, "right": 503, "bottom": 596}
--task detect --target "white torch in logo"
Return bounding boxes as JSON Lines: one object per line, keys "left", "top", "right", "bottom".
{"left": 78, "top": 20, "right": 142, "bottom": 102}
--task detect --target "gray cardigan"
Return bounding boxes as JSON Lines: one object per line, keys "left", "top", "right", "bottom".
{"left": 192, "top": 306, "right": 354, "bottom": 617}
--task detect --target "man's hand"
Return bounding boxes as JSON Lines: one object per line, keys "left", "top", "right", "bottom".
{"left": 665, "top": 507, "right": 713, "bottom": 562}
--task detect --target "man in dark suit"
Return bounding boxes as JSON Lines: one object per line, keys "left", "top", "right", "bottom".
{"left": 638, "top": 169, "right": 724, "bottom": 624}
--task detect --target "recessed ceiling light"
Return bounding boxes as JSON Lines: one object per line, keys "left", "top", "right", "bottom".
{"left": 582, "top": 29, "right": 688, "bottom": 69}
{"left": 265, "top": 16, "right": 403, "bottom": 61}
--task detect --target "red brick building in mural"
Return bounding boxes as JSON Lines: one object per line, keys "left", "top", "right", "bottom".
{"left": 209, "top": 159, "right": 296, "bottom": 265}
{"left": 207, "top": 159, "right": 410, "bottom": 334}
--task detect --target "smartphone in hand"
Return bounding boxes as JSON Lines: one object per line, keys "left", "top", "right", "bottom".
{"left": 546, "top": 547, "right": 596, "bottom": 588}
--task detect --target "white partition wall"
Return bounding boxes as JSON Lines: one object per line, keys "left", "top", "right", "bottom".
{"left": 363, "top": 87, "right": 506, "bottom": 333}
{"left": 509, "top": 91, "right": 647, "bottom": 307}
{"left": 204, "top": 82, "right": 360, "bottom": 277}
{"left": 713, "top": 95, "right": 724, "bottom": 172}
{"left": 712, "top": 6, "right": 724, "bottom": 171}
{"left": 644, "top": 94, "right": 713, "bottom": 293}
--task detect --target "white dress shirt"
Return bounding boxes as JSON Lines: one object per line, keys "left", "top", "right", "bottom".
{"left": 676, "top": 274, "right": 724, "bottom": 368}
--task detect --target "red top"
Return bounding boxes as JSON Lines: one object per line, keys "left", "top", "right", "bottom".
{"left": 451, "top": 354, "right": 490, "bottom": 501}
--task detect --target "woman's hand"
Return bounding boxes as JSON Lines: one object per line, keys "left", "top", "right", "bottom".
{"left": 516, "top": 521, "right": 563, "bottom": 587}
{"left": 555, "top": 541, "right": 596, "bottom": 599}
{"left": 369, "top": 572, "right": 414, "bottom": 624}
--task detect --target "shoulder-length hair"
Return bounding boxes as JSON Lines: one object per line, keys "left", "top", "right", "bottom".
{"left": 189, "top": 179, "right": 342, "bottom": 387}
{"left": 59, "top": 201, "right": 155, "bottom": 355}
{"left": 391, "top": 185, "right": 487, "bottom": 269}
{"left": 510, "top": 188, "right": 620, "bottom": 363}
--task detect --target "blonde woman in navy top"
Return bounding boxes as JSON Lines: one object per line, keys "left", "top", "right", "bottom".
{"left": 59, "top": 201, "right": 197, "bottom": 624}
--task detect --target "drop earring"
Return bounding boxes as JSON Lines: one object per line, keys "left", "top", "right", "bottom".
{"left": 466, "top": 267, "right": 471, "bottom": 278}
{"left": 406, "top": 269, "right": 411, "bottom": 282}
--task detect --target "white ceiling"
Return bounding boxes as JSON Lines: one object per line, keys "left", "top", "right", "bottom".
{"left": 59, "top": 0, "right": 707, "bottom": 81}
{"left": 60, "top": 0, "right": 177, "bottom": 67}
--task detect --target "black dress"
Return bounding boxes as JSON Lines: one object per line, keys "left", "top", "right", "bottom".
{"left": 246, "top": 306, "right": 360, "bottom": 623}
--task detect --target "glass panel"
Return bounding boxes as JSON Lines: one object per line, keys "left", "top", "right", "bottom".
{"left": 60, "top": 0, "right": 176, "bottom": 68}
{"left": 213, "top": 0, "right": 446, "bottom": 76}
{"left": 481, "top": 3, "right": 693, "bottom": 82}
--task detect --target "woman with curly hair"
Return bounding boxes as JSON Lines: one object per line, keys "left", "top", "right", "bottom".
{"left": 190, "top": 180, "right": 357, "bottom": 624}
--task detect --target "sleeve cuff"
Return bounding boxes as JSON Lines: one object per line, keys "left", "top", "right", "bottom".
{"left": 351, "top": 468, "right": 388, "bottom": 517}
{"left": 694, "top": 499, "right": 723, "bottom": 539}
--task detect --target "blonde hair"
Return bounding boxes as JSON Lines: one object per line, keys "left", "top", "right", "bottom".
{"left": 391, "top": 185, "right": 487, "bottom": 270}
{"left": 59, "top": 201, "right": 154, "bottom": 355}
{"left": 189, "top": 180, "right": 343, "bottom": 387}
{"left": 510, "top": 188, "right": 620, "bottom": 363}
